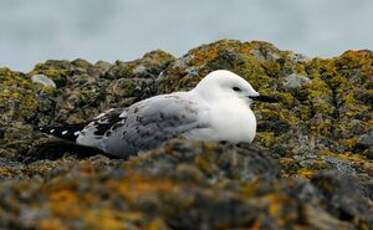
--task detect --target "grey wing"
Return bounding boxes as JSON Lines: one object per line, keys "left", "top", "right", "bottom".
{"left": 76, "top": 108, "right": 126, "bottom": 149}
{"left": 101, "top": 94, "right": 210, "bottom": 157}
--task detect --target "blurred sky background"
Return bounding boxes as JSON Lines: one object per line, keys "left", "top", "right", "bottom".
{"left": 0, "top": 0, "right": 372, "bottom": 72}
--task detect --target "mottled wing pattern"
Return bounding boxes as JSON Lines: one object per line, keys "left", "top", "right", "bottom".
{"left": 77, "top": 108, "right": 126, "bottom": 149}
{"left": 81, "top": 93, "right": 210, "bottom": 157}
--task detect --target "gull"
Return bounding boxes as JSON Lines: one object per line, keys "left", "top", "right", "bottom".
{"left": 39, "top": 70, "right": 278, "bottom": 158}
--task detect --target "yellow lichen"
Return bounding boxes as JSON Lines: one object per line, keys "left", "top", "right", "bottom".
{"left": 145, "top": 218, "right": 168, "bottom": 230}
{"left": 256, "top": 132, "right": 275, "bottom": 147}
{"left": 297, "top": 168, "right": 315, "bottom": 179}
{"left": 84, "top": 209, "right": 144, "bottom": 230}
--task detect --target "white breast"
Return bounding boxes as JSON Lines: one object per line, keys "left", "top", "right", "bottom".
{"left": 185, "top": 98, "right": 256, "bottom": 143}
{"left": 211, "top": 100, "right": 256, "bottom": 143}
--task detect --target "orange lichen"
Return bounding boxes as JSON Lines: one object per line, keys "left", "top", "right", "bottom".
{"left": 259, "top": 193, "right": 296, "bottom": 227}
{"left": 48, "top": 189, "right": 82, "bottom": 219}
{"left": 38, "top": 218, "right": 67, "bottom": 230}
{"left": 106, "top": 173, "right": 181, "bottom": 201}
{"left": 0, "top": 167, "right": 18, "bottom": 177}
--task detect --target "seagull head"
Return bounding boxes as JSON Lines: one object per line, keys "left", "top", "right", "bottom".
{"left": 194, "top": 70, "right": 278, "bottom": 105}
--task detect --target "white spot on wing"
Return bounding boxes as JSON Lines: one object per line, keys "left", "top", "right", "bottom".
{"left": 50, "top": 129, "right": 55, "bottom": 133}
{"left": 61, "top": 130, "right": 68, "bottom": 135}
{"left": 95, "top": 108, "right": 114, "bottom": 119}
{"left": 74, "top": 131, "right": 80, "bottom": 136}
{"left": 119, "top": 111, "right": 127, "bottom": 118}
{"left": 95, "top": 113, "right": 106, "bottom": 119}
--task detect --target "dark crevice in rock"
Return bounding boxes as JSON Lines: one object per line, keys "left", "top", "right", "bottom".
{"left": 20, "top": 141, "right": 109, "bottom": 164}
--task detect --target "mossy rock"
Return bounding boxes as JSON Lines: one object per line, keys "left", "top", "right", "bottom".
{"left": 0, "top": 40, "right": 372, "bottom": 229}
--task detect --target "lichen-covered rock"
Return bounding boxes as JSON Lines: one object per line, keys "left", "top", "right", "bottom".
{"left": 283, "top": 73, "right": 310, "bottom": 90}
{"left": 0, "top": 40, "right": 372, "bottom": 229}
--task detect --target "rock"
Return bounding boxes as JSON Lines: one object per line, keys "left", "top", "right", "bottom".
{"left": 105, "top": 50, "right": 175, "bottom": 80}
{"left": 31, "top": 74, "right": 57, "bottom": 88}
{"left": 287, "top": 51, "right": 311, "bottom": 63}
{"left": 311, "top": 171, "right": 373, "bottom": 225}
{"left": 126, "top": 140, "right": 280, "bottom": 183}
{"left": 94, "top": 60, "right": 112, "bottom": 74}
{"left": 357, "top": 131, "right": 373, "bottom": 159}
{"left": 358, "top": 131, "right": 373, "bottom": 148}
{"left": 283, "top": 73, "right": 310, "bottom": 90}
{"left": 0, "top": 39, "right": 372, "bottom": 229}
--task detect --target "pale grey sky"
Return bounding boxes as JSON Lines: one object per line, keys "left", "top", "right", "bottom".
{"left": 0, "top": 0, "right": 372, "bottom": 72}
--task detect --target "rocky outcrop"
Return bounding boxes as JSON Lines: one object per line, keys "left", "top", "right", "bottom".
{"left": 0, "top": 40, "right": 372, "bottom": 229}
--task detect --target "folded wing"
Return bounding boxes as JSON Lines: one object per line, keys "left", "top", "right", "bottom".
{"left": 77, "top": 93, "right": 210, "bottom": 157}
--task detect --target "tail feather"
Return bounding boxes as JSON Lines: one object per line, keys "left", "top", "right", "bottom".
{"left": 38, "top": 123, "right": 87, "bottom": 142}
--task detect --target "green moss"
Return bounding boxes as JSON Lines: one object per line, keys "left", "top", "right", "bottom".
{"left": 106, "top": 50, "right": 175, "bottom": 80}
{"left": 233, "top": 55, "right": 275, "bottom": 89}
{"left": 303, "top": 77, "right": 334, "bottom": 115}
{"left": 30, "top": 61, "right": 71, "bottom": 87}
{"left": 256, "top": 132, "right": 275, "bottom": 147}
{"left": 71, "top": 58, "right": 93, "bottom": 69}
{"left": 0, "top": 68, "right": 38, "bottom": 122}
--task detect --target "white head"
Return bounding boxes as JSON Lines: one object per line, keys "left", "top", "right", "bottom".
{"left": 193, "top": 70, "right": 260, "bottom": 106}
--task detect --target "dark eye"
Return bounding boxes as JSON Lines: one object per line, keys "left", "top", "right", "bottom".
{"left": 232, "top": 87, "right": 241, "bottom": 92}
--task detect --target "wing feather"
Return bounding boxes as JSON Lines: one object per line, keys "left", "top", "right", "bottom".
{"left": 77, "top": 93, "right": 210, "bottom": 157}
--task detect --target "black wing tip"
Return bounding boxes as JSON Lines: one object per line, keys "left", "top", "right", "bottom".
{"left": 37, "top": 124, "right": 85, "bottom": 142}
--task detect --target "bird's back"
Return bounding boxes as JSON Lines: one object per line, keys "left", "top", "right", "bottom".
{"left": 76, "top": 92, "right": 210, "bottom": 157}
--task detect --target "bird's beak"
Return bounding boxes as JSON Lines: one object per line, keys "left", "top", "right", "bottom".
{"left": 248, "top": 95, "right": 279, "bottom": 103}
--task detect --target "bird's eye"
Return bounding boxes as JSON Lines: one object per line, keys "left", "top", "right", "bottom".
{"left": 232, "top": 87, "right": 241, "bottom": 92}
